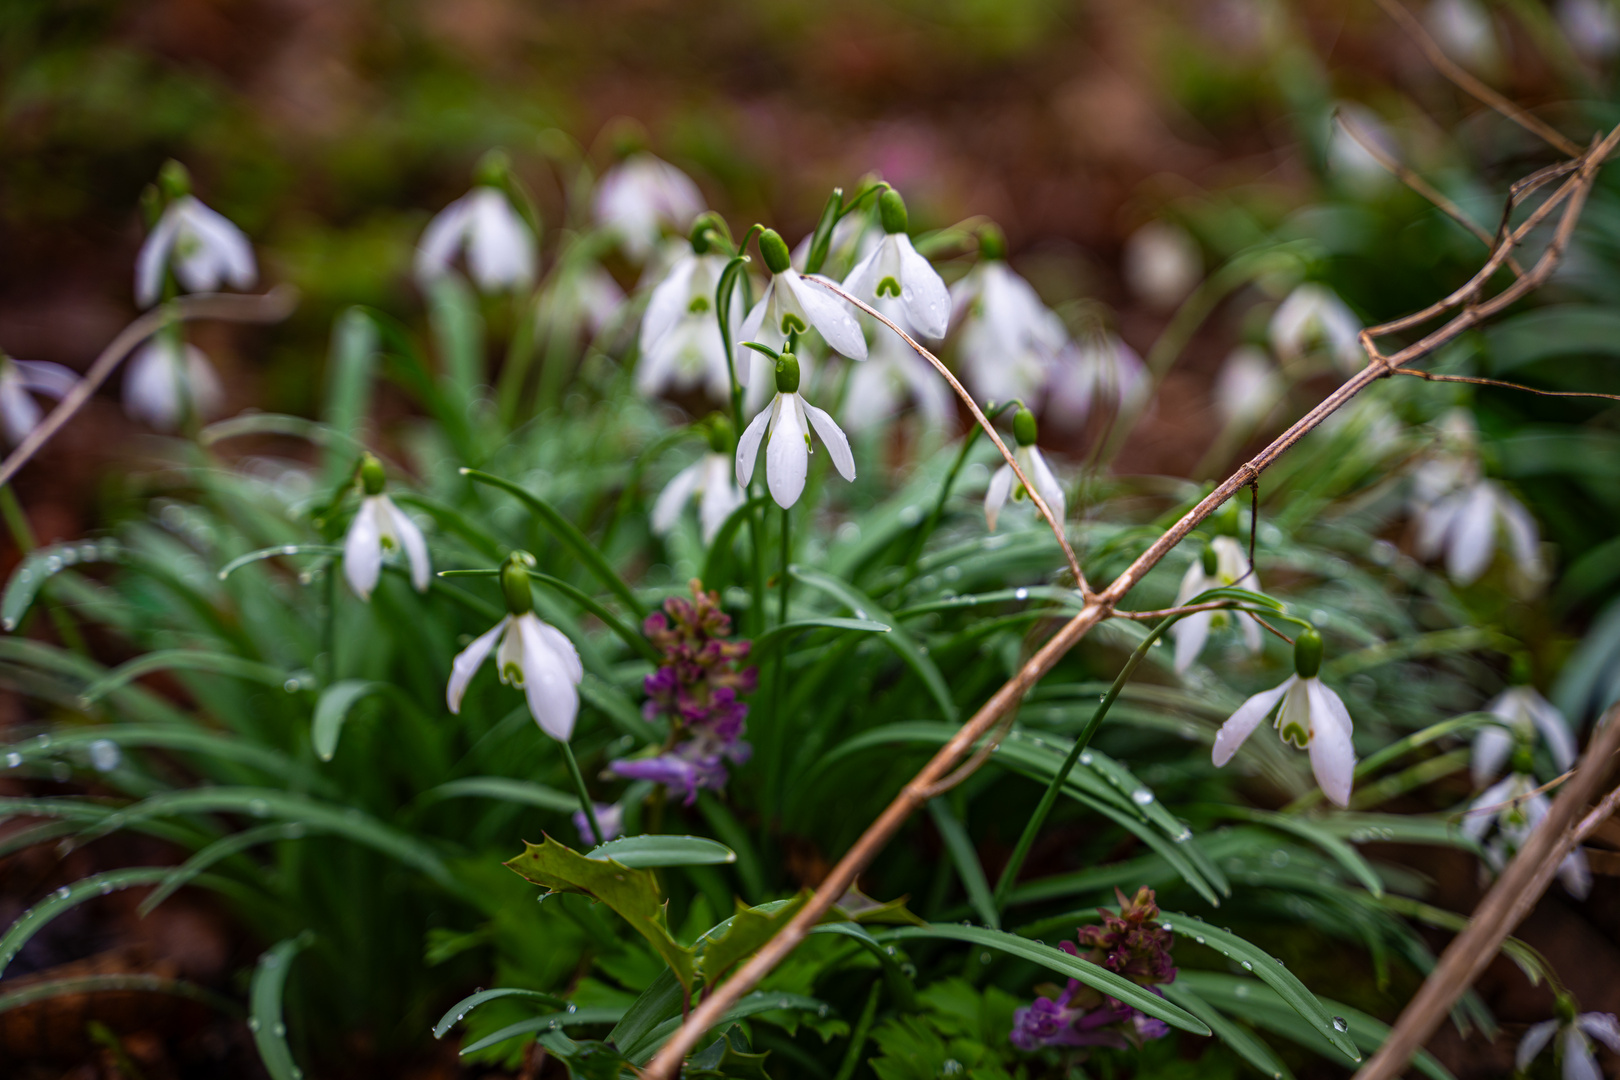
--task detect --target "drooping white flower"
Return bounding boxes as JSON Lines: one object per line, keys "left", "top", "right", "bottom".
{"left": 1559, "top": 0, "right": 1620, "bottom": 61}
{"left": 1214, "top": 345, "right": 1283, "bottom": 429}
{"left": 637, "top": 245, "right": 738, "bottom": 402}
{"left": 844, "top": 301, "right": 955, "bottom": 435}
{"left": 1212, "top": 630, "right": 1356, "bottom": 807}
{"left": 951, "top": 236, "right": 1066, "bottom": 405}
{"left": 1472, "top": 684, "right": 1577, "bottom": 787}
{"left": 1464, "top": 772, "right": 1591, "bottom": 898}
{"left": 594, "top": 153, "right": 705, "bottom": 262}
{"left": 1171, "top": 536, "right": 1263, "bottom": 672}
{"left": 735, "top": 351, "right": 855, "bottom": 510}
{"left": 1328, "top": 104, "right": 1398, "bottom": 196}
{"left": 984, "top": 408, "right": 1066, "bottom": 533}
{"left": 1045, "top": 333, "right": 1148, "bottom": 429}
{"left": 652, "top": 450, "right": 745, "bottom": 544}
{"left": 841, "top": 189, "right": 950, "bottom": 340}
{"left": 136, "top": 194, "right": 257, "bottom": 309}
{"left": 1123, "top": 222, "right": 1202, "bottom": 311}
{"left": 342, "top": 456, "right": 431, "bottom": 602}
{"left": 738, "top": 229, "right": 868, "bottom": 375}
{"left": 1517, "top": 1009, "right": 1620, "bottom": 1080}
{"left": 1415, "top": 479, "right": 1541, "bottom": 586}
{"left": 123, "top": 335, "right": 224, "bottom": 431}
{"left": 1270, "top": 283, "right": 1363, "bottom": 373}
{"left": 416, "top": 186, "right": 536, "bottom": 292}
{"left": 541, "top": 264, "right": 627, "bottom": 342}
{"left": 0, "top": 357, "right": 78, "bottom": 446}
{"left": 1427, "top": 0, "right": 1499, "bottom": 69}
{"left": 447, "top": 558, "right": 584, "bottom": 742}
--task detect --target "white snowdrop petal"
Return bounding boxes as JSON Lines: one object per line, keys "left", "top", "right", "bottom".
{"left": 640, "top": 256, "right": 698, "bottom": 354}
{"left": 343, "top": 499, "right": 383, "bottom": 601}
{"left": 699, "top": 455, "right": 744, "bottom": 544}
{"left": 1493, "top": 486, "right": 1542, "bottom": 578}
{"left": 1305, "top": 679, "right": 1357, "bottom": 808}
{"left": 1563, "top": 1027, "right": 1602, "bottom": 1080}
{"left": 532, "top": 617, "right": 585, "bottom": 685}
{"left": 0, "top": 379, "right": 40, "bottom": 446}
{"left": 896, "top": 234, "right": 951, "bottom": 339}
{"left": 1559, "top": 846, "right": 1593, "bottom": 900}
{"left": 983, "top": 464, "right": 1014, "bottom": 532}
{"left": 1172, "top": 611, "right": 1212, "bottom": 673}
{"left": 181, "top": 344, "right": 225, "bottom": 420}
{"left": 1448, "top": 482, "right": 1498, "bottom": 584}
{"left": 447, "top": 617, "right": 509, "bottom": 714}
{"left": 12, "top": 360, "right": 80, "bottom": 399}
{"left": 1463, "top": 776, "right": 1519, "bottom": 842}
{"left": 1525, "top": 690, "right": 1578, "bottom": 772}
{"left": 1020, "top": 446, "right": 1067, "bottom": 524}
{"left": 1516, "top": 1021, "right": 1559, "bottom": 1071}
{"left": 735, "top": 402, "right": 772, "bottom": 490}
{"left": 765, "top": 393, "right": 809, "bottom": 508}
{"left": 804, "top": 401, "right": 856, "bottom": 482}
{"left": 651, "top": 461, "right": 703, "bottom": 536}
{"left": 517, "top": 614, "right": 580, "bottom": 741}
{"left": 1213, "top": 678, "right": 1293, "bottom": 766}
{"left": 1471, "top": 725, "right": 1514, "bottom": 788}
{"left": 182, "top": 198, "right": 258, "bottom": 291}
{"left": 383, "top": 496, "right": 432, "bottom": 592}
{"left": 135, "top": 209, "right": 183, "bottom": 308}
{"left": 1576, "top": 1014, "right": 1620, "bottom": 1054}
{"left": 791, "top": 273, "right": 868, "bottom": 360}
{"left": 416, "top": 196, "right": 472, "bottom": 285}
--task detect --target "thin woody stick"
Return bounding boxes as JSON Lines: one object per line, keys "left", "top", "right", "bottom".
{"left": 1391, "top": 368, "right": 1620, "bottom": 403}
{"left": 0, "top": 287, "right": 299, "bottom": 490}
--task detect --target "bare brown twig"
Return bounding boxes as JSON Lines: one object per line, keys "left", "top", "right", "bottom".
{"left": 0, "top": 288, "right": 299, "bottom": 491}
{"left": 1393, "top": 368, "right": 1620, "bottom": 403}
{"left": 645, "top": 121, "right": 1620, "bottom": 1080}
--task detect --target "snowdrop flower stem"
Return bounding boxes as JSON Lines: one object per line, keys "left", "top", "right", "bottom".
{"left": 561, "top": 738, "right": 604, "bottom": 846}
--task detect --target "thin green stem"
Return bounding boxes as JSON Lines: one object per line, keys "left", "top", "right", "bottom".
{"left": 560, "top": 740, "right": 603, "bottom": 846}
{"left": 990, "top": 611, "right": 1181, "bottom": 912}
{"left": 778, "top": 506, "right": 791, "bottom": 627}
{"left": 830, "top": 982, "right": 883, "bottom": 1080}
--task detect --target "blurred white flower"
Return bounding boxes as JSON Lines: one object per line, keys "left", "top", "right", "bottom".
{"left": 136, "top": 195, "right": 257, "bottom": 309}
{"left": 1518, "top": 1010, "right": 1620, "bottom": 1080}
{"left": 1123, "top": 222, "right": 1202, "bottom": 311}
{"left": 1427, "top": 0, "right": 1499, "bottom": 69}
{"left": 950, "top": 258, "right": 1066, "bottom": 406}
{"left": 1172, "top": 536, "right": 1262, "bottom": 672}
{"left": 1465, "top": 772, "right": 1591, "bottom": 897}
{"left": 841, "top": 190, "right": 950, "bottom": 339}
{"left": 1213, "top": 631, "right": 1356, "bottom": 807}
{"left": 1328, "top": 105, "right": 1397, "bottom": 195}
{"left": 1045, "top": 333, "right": 1148, "bottom": 429}
{"left": 0, "top": 358, "right": 78, "bottom": 446}
{"left": 652, "top": 452, "right": 744, "bottom": 544}
{"left": 343, "top": 460, "right": 431, "bottom": 602}
{"left": 594, "top": 153, "right": 705, "bottom": 262}
{"left": 1559, "top": 0, "right": 1620, "bottom": 61}
{"left": 1408, "top": 410, "right": 1480, "bottom": 511}
{"left": 842, "top": 299, "right": 954, "bottom": 434}
{"left": 1472, "top": 685, "right": 1577, "bottom": 787}
{"left": 637, "top": 249, "right": 738, "bottom": 402}
{"left": 448, "top": 611, "right": 584, "bottom": 742}
{"left": 1270, "top": 283, "right": 1364, "bottom": 373}
{"left": 416, "top": 186, "right": 536, "bottom": 292}
{"left": 735, "top": 353, "right": 854, "bottom": 510}
{"left": 1415, "top": 479, "right": 1541, "bottom": 586}
{"left": 984, "top": 408, "right": 1065, "bottom": 532}
{"left": 545, "top": 265, "right": 626, "bottom": 342}
{"left": 1214, "top": 346, "right": 1283, "bottom": 429}
{"left": 123, "top": 336, "right": 224, "bottom": 430}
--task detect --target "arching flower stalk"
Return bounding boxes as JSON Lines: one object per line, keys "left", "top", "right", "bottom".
{"left": 984, "top": 407, "right": 1066, "bottom": 533}
{"left": 342, "top": 453, "right": 431, "bottom": 601}
{"left": 735, "top": 350, "right": 855, "bottom": 510}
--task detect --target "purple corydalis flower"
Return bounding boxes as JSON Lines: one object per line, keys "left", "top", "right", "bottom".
{"left": 1075, "top": 886, "right": 1178, "bottom": 988}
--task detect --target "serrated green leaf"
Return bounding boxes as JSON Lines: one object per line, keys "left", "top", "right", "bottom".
{"left": 697, "top": 892, "right": 810, "bottom": 982}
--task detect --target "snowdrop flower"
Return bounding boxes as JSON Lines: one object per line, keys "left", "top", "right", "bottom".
{"left": 1464, "top": 772, "right": 1591, "bottom": 898}
{"left": 594, "top": 153, "right": 705, "bottom": 262}
{"left": 1045, "top": 333, "right": 1148, "bottom": 429}
{"left": 1428, "top": 0, "right": 1498, "bottom": 69}
{"left": 738, "top": 229, "right": 867, "bottom": 377}
{"left": 415, "top": 185, "right": 536, "bottom": 292}
{"left": 447, "top": 556, "right": 584, "bottom": 742}
{"left": 984, "top": 407, "right": 1066, "bottom": 532}
{"left": 841, "top": 189, "right": 950, "bottom": 339}
{"left": 1123, "top": 222, "right": 1202, "bottom": 311}
{"left": 1214, "top": 346, "right": 1283, "bottom": 429}
{"left": 135, "top": 164, "right": 257, "bottom": 308}
{"left": 1171, "top": 537, "right": 1262, "bottom": 672}
{"left": 735, "top": 351, "right": 855, "bottom": 510}
{"left": 1559, "top": 0, "right": 1620, "bottom": 61}
{"left": 343, "top": 454, "right": 431, "bottom": 602}
{"left": 1518, "top": 1002, "right": 1620, "bottom": 1080}
{"left": 1213, "top": 629, "right": 1357, "bottom": 807}
{"left": 637, "top": 231, "right": 737, "bottom": 402}
{"left": 542, "top": 264, "right": 626, "bottom": 341}
{"left": 841, "top": 298, "right": 954, "bottom": 434}
{"left": 1270, "top": 283, "right": 1364, "bottom": 373}
{"left": 652, "top": 420, "right": 746, "bottom": 544}
{"left": 1328, "top": 104, "right": 1398, "bottom": 196}
{"left": 123, "top": 333, "right": 224, "bottom": 430}
{"left": 1415, "top": 478, "right": 1541, "bottom": 586}
{"left": 0, "top": 355, "right": 78, "bottom": 446}
{"left": 1472, "top": 676, "right": 1577, "bottom": 787}
{"left": 951, "top": 228, "right": 1066, "bottom": 405}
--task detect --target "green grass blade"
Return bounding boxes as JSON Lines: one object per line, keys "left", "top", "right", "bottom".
{"left": 433, "top": 987, "right": 570, "bottom": 1039}
{"left": 459, "top": 1006, "right": 628, "bottom": 1056}
{"left": 250, "top": 934, "right": 313, "bottom": 1080}
{"left": 1159, "top": 981, "right": 1295, "bottom": 1080}
{"left": 418, "top": 776, "right": 579, "bottom": 813}
{"left": 927, "top": 801, "right": 999, "bottom": 930}
{"left": 218, "top": 545, "right": 342, "bottom": 581}
{"left": 80, "top": 650, "right": 290, "bottom": 705}
{"left": 585, "top": 835, "right": 736, "bottom": 868}
{"left": 752, "top": 616, "right": 890, "bottom": 652}
{"left": 0, "top": 973, "right": 239, "bottom": 1016}
{"left": 312, "top": 679, "right": 389, "bottom": 761}
{"left": 138, "top": 823, "right": 323, "bottom": 917}
{"left": 0, "top": 868, "right": 173, "bottom": 977}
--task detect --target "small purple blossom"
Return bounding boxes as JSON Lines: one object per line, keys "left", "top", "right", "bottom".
{"left": 573, "top": 802, "right": 624, "bottom": 846}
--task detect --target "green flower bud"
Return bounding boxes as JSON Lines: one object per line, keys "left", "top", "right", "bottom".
{"left": 359, "top": 454, "right": 386, "bottom": 496}
{"left": 474, "top": 148, "right": 512, "bottom": 188}
{"left": 1555, "top": 994, "right": 1579, "bottom": 1025}
{"left": 501, "top": 556, "right": 535, "bottom": 616}
{"left": 157, "top": 160, "right": 192, "bottom": 202}
{"left": 775, "top": 352, "right": 801, "bottom": 394}
{"left": 1201, "top": 543, "right": 1219, "bottom": 576}
{"left": 978, "top": 224, "right": 1007, "bottom": 261}
{"left": 1012, "top": 407, "right": 1038, "bottom": 447}
{"left": 706, "top": 414, "right": 734, "bottom": 453}
{"left": 1294, "top": 628, "right": 1323, "bottom": 679}
{"left": 878, "top": 188, "right": 909, "bottom": 235}
{"left": 759, "top": 229, "right": 792, "bottom": 275}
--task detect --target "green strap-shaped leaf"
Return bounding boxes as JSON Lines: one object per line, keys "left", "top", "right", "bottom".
{"left": 217, "top": 545, "right": 342, "bottom": 581}
{"left": 460, "top": 1006, "right": 629, "bottom": 1056}
{"left": 892, "top": 585, "right": 1086, "bottom": 619}
{"left": 80, "top": 650, "right": 290, "bottom": 705}
{"left": 874, "top": 925, "right": 1208, "bottom": 1036}
{"left": 250, "top": 934, "right": 314, "bottom": 1080}
{"left": 752, "top": 617, "right": 890, "bottom": 652}
{"left": 927, "top": 802, "right": 999, "bottom": 930}
{"left": 791, "top": 566, "right": 957, "bottom": 722}
{"left": 312, "top": 679, "right": 390, "bottom": 761}
{"left": 461, "top": 468, "right": 646, "bottom": 618}
{"left": 701, "top": 496, "right": 769, "bottom": 592}
{"left": 0, "top": 973, "right": 239, "bottom": 1016}
{"left": 1154, "top": 915, "right": 1359, "bottom": 1062}
{"left": 623, "top": 992, "right": 831, "bottom": 1064}
{"left": 434, "top": 986, "right": 570, "bottom": 1039}
{"left": 139, "top": 823, "right": 325, "bottom": 917}
{"left": 2, "top": 725, "right": 319, "bottom": 789}
{"left": 505, "top": 836, "right": 694, "bottom": 989}
{"left": 586, "top": 834, "right": 737, "bottom": 869}
{"left": 0, "top": 868, "right": 174, "bottom": 977}
{"left": 1227, "top": 809, "right": 1384, "bottom": 897}
{"left": 418, "top": 776, "right": 579, "bottom": 813}
{"left": 1159, "top": 981, "right": 1295, "bottom": 1080}
{"left": 606, "top": 968, "right": 683, "bottom": 1056}
{"left": 321, "top": 307, "right": 378, "bottom": 484}
{"left": 1, "top": 538, "right": 123, "bottom": 632}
